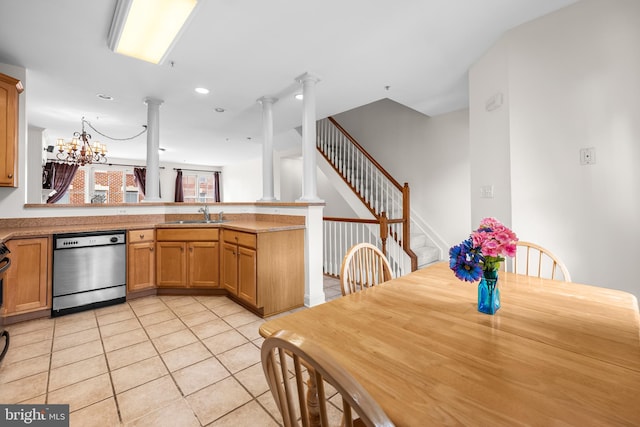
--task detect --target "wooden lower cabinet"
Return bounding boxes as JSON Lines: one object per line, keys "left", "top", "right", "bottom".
{"left": 237, "top": 246, "right": 257, "bottom": 305}
{"left": 156, "top": 241, "right": 186, "bottom": 287}
{"left": 127, "top": 229, "right": 155, "bottom": 293}
{"left": 222, "top": 240, "right": 257, "bottom": 305}
{"left": 2, "top": 237, "right": 50, "bottom": 316}
{"left": 189, "top": 241, "right": 219, "bottom": 288}
{"left": 156, "top": 228, "right": 219, "bottom": 288}
{"left": 222, "top": 228, "right": 304, "bottom": 316}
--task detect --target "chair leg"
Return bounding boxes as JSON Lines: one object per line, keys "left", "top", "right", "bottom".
{"left": 306, "top": 371, "right": 321, "bottom": 427}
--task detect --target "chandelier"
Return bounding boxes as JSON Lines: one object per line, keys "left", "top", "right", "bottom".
{"left": 56, "top": 118, "right": 107, "bottom": 166}
{"left": 55, "top": 117, "right": 148, "bottom": 166}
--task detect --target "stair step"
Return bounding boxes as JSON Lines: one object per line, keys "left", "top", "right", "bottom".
{"left": 414, "top": 245, "right": 440, "bottom": 268}
{"left": 410, "top": 233, "right": 428, "bottom": 248}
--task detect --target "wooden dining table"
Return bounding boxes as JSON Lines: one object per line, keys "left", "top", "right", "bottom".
{"left": 259, "top": 262, "right": 640, "bottom": 426}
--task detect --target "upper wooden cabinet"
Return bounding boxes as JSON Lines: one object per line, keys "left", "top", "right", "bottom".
{"left": 0, "top": 72, "right": 23, "bottom": 187}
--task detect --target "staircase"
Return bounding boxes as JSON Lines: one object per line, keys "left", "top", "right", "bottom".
{"left": 411, "top": 231, "right": 440, "bottom": 269}
{"left": 316, "top": 117, "right": 441, "bottom": 276}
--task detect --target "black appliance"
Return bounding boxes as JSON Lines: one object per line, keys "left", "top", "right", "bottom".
{"left": 0, "top": 242, "right": 11, "bottom": 363}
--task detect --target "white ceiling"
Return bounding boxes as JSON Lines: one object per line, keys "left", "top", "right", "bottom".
{"left": 0, "top": 0, "right": 577, "bottom": 166}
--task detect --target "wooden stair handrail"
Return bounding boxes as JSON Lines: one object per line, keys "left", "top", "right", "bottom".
{"left": 328, "top": 117, "right": 403, "bottom": 191}
{"left": 320, "top": 117, "right": 418, "bottom": 271}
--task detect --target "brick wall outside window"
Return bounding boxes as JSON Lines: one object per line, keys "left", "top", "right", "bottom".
{"left": 68, "top": 169, "right": 85, "bottom": 204}
{"left": 56, "top": 168, "right": 141, "bottom": 205}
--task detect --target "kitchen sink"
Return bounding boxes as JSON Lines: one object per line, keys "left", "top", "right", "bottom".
{"left": 164, "top": 220, "right": 227, "bottom": 224}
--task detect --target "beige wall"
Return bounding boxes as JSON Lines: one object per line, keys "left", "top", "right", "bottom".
{"left": 470, "top": 0, "right": 640, "bottom": 297}
{"left": 332, "top": 99, "right": 471, "bottom": 247}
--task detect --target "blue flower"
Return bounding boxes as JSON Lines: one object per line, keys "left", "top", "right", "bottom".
{"left": 449, "top": 238, "right": 483, "bottom": 282}
{"left": 452, "top": 258, "right": 483, "bottom": 282}
{"left": 449, "top": 244, "right": 462, "bottom": 269}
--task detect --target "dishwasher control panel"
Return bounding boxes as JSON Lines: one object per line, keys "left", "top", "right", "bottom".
{"left": 54, "top": 230, "right": 126, "bottom": 249}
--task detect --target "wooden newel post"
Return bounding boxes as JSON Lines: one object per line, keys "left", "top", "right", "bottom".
{"left": 402, "top": 183, "right": 410, "bottom": 250}
{"left": 380, "top": 212, "right": 389, "bottom": 256}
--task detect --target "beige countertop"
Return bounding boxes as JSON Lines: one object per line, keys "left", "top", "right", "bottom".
{"left": 0, "top": 217, "right": 305, "bottom": 242}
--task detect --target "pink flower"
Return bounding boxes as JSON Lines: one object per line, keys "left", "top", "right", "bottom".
{"left": 470, "top": 218, "right": 518, "bottom": 261}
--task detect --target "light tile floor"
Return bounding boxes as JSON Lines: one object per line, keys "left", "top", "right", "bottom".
{"left": 0, "top": 277, "right": 343, "bottom": 426}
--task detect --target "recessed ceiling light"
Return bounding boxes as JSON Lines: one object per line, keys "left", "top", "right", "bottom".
{"left": 214, "top": 107, "right": 225, "bottom": 113}
{"left": 195, "top": 87, "right": 209, "bottom": 94}
{"left": 294, "top": 93, "right": 303, "bottom": 100}
{"left": 158, "top": 147, "right": 166, "bottom": 152}
{"left": 97, "top": 94, "right": 114, "bottom": 101}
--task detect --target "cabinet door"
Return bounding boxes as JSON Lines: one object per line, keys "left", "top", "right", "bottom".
{"left": 238, "top": 246, "right": 257, "bottom": 306}
{"left": 3, "top": 237, "right": 49, "bottom": 314}
{"left": 188, "top": 241, "right": 219, "bottom": 288}
{"left": 221, "top": 242, "right": 238, "bottom": 294}
{"left": 127, "top": 241, "right": 155, "bottom": 292}
{"left": 0, "top": 73, "right": 21, "bottom": 187}
{"left": 156, "top": 242, "right": 186, "bottom": 287}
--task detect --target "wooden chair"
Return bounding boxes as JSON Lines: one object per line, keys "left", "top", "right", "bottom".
{"left": 340, "top": 243, "right": 393, "bottom": 296}
{"left": 509, "top": 241, "right": 571, "bottom": 282}
{"left": 261, "top": 329, "right": 395, "bottom": 427}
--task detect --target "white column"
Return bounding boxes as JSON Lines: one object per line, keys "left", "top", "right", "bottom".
{"left": 257, "top": 96, "right": 277, "bottom": 201}
{"left": 295, "top": 72, "right": 323, "bottom": 202}
{"left": 304, "top": 205, "right": 326, "bottom": 306}
{"left": 144, "top": 97, "right": 163, "bottom": 201}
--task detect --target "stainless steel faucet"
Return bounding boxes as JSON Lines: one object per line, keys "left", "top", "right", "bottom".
{"left": 198, "top": 205, "right": 210, "bottom": 221}
{"left": 218, "top": 211, "right": 224, "bottom": 222}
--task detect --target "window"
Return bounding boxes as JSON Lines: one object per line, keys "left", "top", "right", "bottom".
{"left": 53, "top": 168, "right": 85, "bottom": 204}
{"left": 54, "top": 166, "right": 142, "bottom": 205}
{"left": 182, "top": 173, "right": 216, "bottom": 203}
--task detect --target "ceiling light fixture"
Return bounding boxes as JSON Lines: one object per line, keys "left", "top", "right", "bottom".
{"left": 55, "top": 118, "right": 148, "bottom": 166}
{"left": 97, "top": 94, "right": 114, "bottom": 101}
{"left": 108, "top": 0, "right": 199, "bottom": 64}
{"left": 214, "top": 107, "right": 225, "bottom": 113}
{"left": 56, "top": 118, "right": 107, "bottom": 166}
{"left": 195, "top": 87, "right": 209, "bottom": 94}
{"left": 294, "top": 93, "right": 303, "bottom": 100}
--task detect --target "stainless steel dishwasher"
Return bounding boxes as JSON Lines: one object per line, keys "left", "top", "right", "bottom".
{"left": 52, "top": 230, "right": 126, "bottom": 317}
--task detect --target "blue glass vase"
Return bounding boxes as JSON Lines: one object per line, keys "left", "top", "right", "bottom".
{"left": 478, "top": 269, "right": 500, "bottom": 314}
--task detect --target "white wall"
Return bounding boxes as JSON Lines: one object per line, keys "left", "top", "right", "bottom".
{"left": 332, "top": 99, "right": 471, "bottom": 246}
{"left": 468, "top": 39, "right": 512, "bottom": 229}
{"left": 0, "top": 63, "right": 223, "bottom": 216}
{"left": 222, "top": 157, "right": 262, "bottom": 202}
{"left": 279, "top": 157, "right": 358, "bottom": 217}
{"left": 470, "top": 0, "right": 640, "bottom": 298}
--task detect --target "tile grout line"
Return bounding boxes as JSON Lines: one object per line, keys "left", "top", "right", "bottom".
{"left": 161, "top": 295, "right": 263, "bottom": 426}
{"left": 96, "top": 303, "right": 129, "bottom": 425}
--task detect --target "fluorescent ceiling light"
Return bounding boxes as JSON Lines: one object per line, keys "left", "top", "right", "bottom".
{"left": 108, "top": 0, "right": 199, "bottom": 64}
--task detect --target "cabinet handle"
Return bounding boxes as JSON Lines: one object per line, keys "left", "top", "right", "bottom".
{"left": 180, "top": 247, "right": 184, "bottom": 252}
{"left": 149, "top": 247, "right": 154, "bottom": 252}
{"left": 190, "top": 247, "right": 193, "bottom": 252}
{"left": 139, "top": 234, "right": 144, "bottom": 239}
{"left": 7, "top": 174, "right": 12, "bottom": 179}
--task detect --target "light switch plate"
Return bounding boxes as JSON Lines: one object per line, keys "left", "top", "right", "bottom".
{"left": 480, "top": 185, "right": 494, "bottom": 198}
